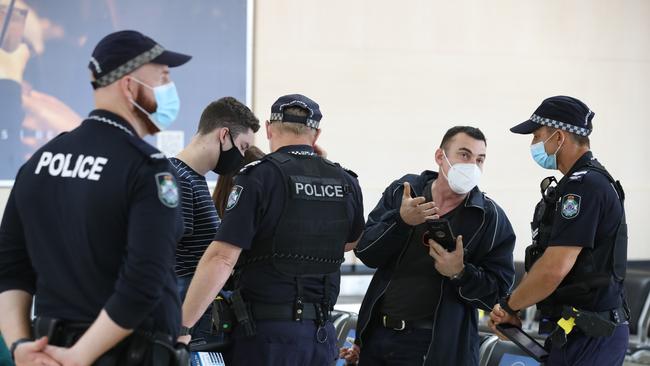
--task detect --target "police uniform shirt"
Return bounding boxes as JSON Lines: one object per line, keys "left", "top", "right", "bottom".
{"left": 0, "top": 109, "right": 184, "bottom": 336}
{"left": 214, "top": 145, "right": 364, "bottom": 304}
{"left": 548, "top": 151, "right": 624, "bottom": 311}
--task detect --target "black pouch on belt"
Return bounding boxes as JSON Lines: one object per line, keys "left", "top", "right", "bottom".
{"left": 172, "top": 343, "right": 190, "bottom": 366}
{"left": 151, "top": 332, "right": 191, "bottom": 366}
{"left": 33, "top": 317, "right": 63, "bottom": 344}
{"left": 212, "top": 295, "right": 235, "bottom": 336}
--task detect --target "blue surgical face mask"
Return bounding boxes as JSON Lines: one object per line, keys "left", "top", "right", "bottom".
{"left": 530, "top": 130, "right": 563, "bottom": 170}
{"left": 129, "top": 78, "right": 180, "bottom": 130}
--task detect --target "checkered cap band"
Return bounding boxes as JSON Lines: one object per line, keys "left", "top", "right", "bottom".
{"left": 530, "top": 114, "right": 591, "bottom": 136}
{"left": 94, "top": 44, "right": 165, "bottom": 88}
{"left": 269, "top": 112, "right": 320, "bottom": 129}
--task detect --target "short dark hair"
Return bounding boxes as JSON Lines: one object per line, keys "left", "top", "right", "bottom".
{"left": 197, "top": 97, "right": 260, "bottom": 137}
{"left": 269, "top": 106, "right": 315, "bottom": 135}
{"left": 439, "top": 126, "right": 487, "bottom": 150}
{"left": 543, "top": 126, "right": 590, "bottom": 147}
{"left": 570, "top": 133, "right": 590, "bottom": 147}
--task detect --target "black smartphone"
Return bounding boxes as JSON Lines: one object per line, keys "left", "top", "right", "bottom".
{"left": 424, "top": 219, "right": 456, "bottom": 252}
{"left": 496, "top": 323, "right": 549, "bottom": 362}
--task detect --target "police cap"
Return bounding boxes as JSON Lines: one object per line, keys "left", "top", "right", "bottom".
{"left": 270, "top": 94, "right": 322, "bottom": 129}
{"left": 511, "top": 95, "right": 594, "bottom": 136}
{"left": 89, "top": 30, "right": 192, "bottom": 89}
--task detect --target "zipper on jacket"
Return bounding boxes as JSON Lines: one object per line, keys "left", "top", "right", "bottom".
{"left": 358, "top": 228, "right": 413, "bottom": 345}
{"left": 358, "top": 182, "right": 420, "bottom": 344}
{"left": 423, "top": 280, "right": 445, "bottom": 365}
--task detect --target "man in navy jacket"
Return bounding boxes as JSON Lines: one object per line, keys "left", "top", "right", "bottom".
{"left": 354, "top": 126, "right": 516, "bottom": 366}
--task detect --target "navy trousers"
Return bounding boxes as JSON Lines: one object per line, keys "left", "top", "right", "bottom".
{"left": 545, "top": 324, "right": 629, "bottom": 366}
{"left": 358, "top": 322, "right": 431, "bottom": 366}
{"left": 227, "top": 320, "right": 338, "bottom": 366}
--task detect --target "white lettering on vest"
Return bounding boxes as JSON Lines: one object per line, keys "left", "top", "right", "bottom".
{"left": 61, "top": 154, "right": 74, "bottom": 177}
{"left": 48, "top": 154, "right": 65, "bottom": 176}
{"left": 88, "top": 157, "right": 108, "bottom": 181}
{"left": 295, "top": 182, "right": 304, "bottom": 195}
{"left": 71, "top": 154, "right": 85, "bottom": 178}
{"left": 294, "top": 182, "right": 345, "bottom": 198}
{"left": 34, "top": 151, "right": 108, "bottom": 181}
{"left": 77, "top": 156, "right": 94, "bottom": 179}
{"left": 34, "top": 152, "right": 53, "bottom": 174}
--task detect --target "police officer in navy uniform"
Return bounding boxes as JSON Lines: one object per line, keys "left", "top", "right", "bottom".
{"left": 0, "top": 30, "right": 191, "bottom": 365}
{"left": 490, "top": 96, "right": 629, "bottom": 365}
{"left": 180, "top": 94, "right": 365, "bottom": 365}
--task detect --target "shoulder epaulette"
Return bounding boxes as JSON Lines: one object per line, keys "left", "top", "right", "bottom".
{"left": 342, "top": 166, "right": 358, "bottom": 178}
{"left": 127, "top": 136, "right": 167, "bottom": 161}
{"left": 567, "top": 170, "right": 589, "bottom": 183}
{"left": 238, "top": 159, "right": 266, "bottom": 175}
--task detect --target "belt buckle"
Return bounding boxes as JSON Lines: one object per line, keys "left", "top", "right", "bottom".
{"left": 612, "top": 309, "right": 621, "bottom": 323}
{"left": 382, "top": 315, "right": 406, "bottom": 331}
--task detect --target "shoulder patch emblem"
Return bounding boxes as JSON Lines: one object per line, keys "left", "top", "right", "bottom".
{"left": 226, "top": 185, "right": 244, "bottom": 211}
{"left": 156, "top": 172, "right": 179, "bottom": 208}
{"left": 561, "top": 194, "right": 581, "bottom": 219}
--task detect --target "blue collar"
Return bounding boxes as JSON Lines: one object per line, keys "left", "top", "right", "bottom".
{"left": 567, "top": 151, "right": 594, "bottom": 174}
{"left": 276, "top": 145, "right": 316, "bottom": 156}
{"left": 86, "top": 109, "right": 138, "bottom": 137}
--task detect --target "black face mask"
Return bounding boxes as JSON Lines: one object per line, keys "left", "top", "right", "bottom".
{"left": 213, "top": 131, "right": 244, "bottom": 175}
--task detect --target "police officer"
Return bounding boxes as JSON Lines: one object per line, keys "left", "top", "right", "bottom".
{"left": 489, "top": 96, "right": 629, "bottom": 365}
{"left": 180, "top": 94, "right": 365, "bottom": 365}
{"left": 0, "top": 30, "right": 191, "bottom": 365}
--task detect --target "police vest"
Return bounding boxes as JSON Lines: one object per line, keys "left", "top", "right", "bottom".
{"left": 525, "top": 159, "right": 627, "bottom": 312}
{"left": 239, "top": 152, "right": 351, "bottom": 276}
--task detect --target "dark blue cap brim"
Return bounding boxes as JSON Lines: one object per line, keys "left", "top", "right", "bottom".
{"left": 151, "top": 50, "right": 192, "bottom": 67}
{"left": 510, "top": 119, "right": 541, "bottom": 134}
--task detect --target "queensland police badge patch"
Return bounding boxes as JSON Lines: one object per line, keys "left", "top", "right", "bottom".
{"left": 226, "top": 185, "right": 243, "bottom": 211}
{"left": 155, "top": 173, "right": 179, "bottom": 208}
{"left": 561, "top": 194, "right": 581, "bottom": 219}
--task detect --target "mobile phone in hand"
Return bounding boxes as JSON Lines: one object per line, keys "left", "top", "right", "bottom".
{"left": 424, "top": 218, "right": 456, "bottom": 251}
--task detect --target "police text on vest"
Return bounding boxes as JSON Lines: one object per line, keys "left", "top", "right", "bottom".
{"left": 295, "top": 182, "right": 344, "bottom": 198}
{"left": 34, "top": 152, "right": 108, "bottom": 181}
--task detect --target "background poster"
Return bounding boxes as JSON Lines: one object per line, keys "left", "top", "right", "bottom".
{"left": 0, "top": 0, "right": 250, "bottom": 183}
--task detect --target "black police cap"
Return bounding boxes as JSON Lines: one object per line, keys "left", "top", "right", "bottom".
{"left": 511, "top": 95, "right": 594, "bottom": 136}
{"left": 88, "top": 30, "right": 191, "bottom": 89}
{"left": 270, "top": 94, "right": 322, "bottom": 129}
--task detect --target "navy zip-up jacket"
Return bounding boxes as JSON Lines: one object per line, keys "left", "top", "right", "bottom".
{"left": 354, "top": 171, "right": 516, "bottom": 366}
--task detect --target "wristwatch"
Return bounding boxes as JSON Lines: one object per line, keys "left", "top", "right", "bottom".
{"left": 450, "top": 266, "right": 465, "bottom": 281}
{"left": 10, "top": 338, "right": 32, "bottom": 361}
{"left": 179, "top": 326, "right": 192, "bottom": 336}
{"left": 499, "top": 295, "right": 520, "bottom": 316}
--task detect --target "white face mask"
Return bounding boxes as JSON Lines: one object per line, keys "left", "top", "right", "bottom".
{"left": 441, "top": 150, "right": 482, "bottom": 194}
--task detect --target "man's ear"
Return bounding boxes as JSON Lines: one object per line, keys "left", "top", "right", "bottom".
{"left": 434, "top": 148, "right": 444, "bottom": 167}
{"left": 311, "top": 128, "right": 321, "bottom": 146}
{"left": 265, "top": 121, "right": 272, "bottom": 140}
{"left": 218, "top": 127, "right": 231, "bottom": 146}
{"left": 119, "top": 76, "right": 136, "bottom": 102}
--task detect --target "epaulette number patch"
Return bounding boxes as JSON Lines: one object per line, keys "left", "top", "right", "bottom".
{"left": 239, "top": 160, "right": 262, "bottom": 174}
